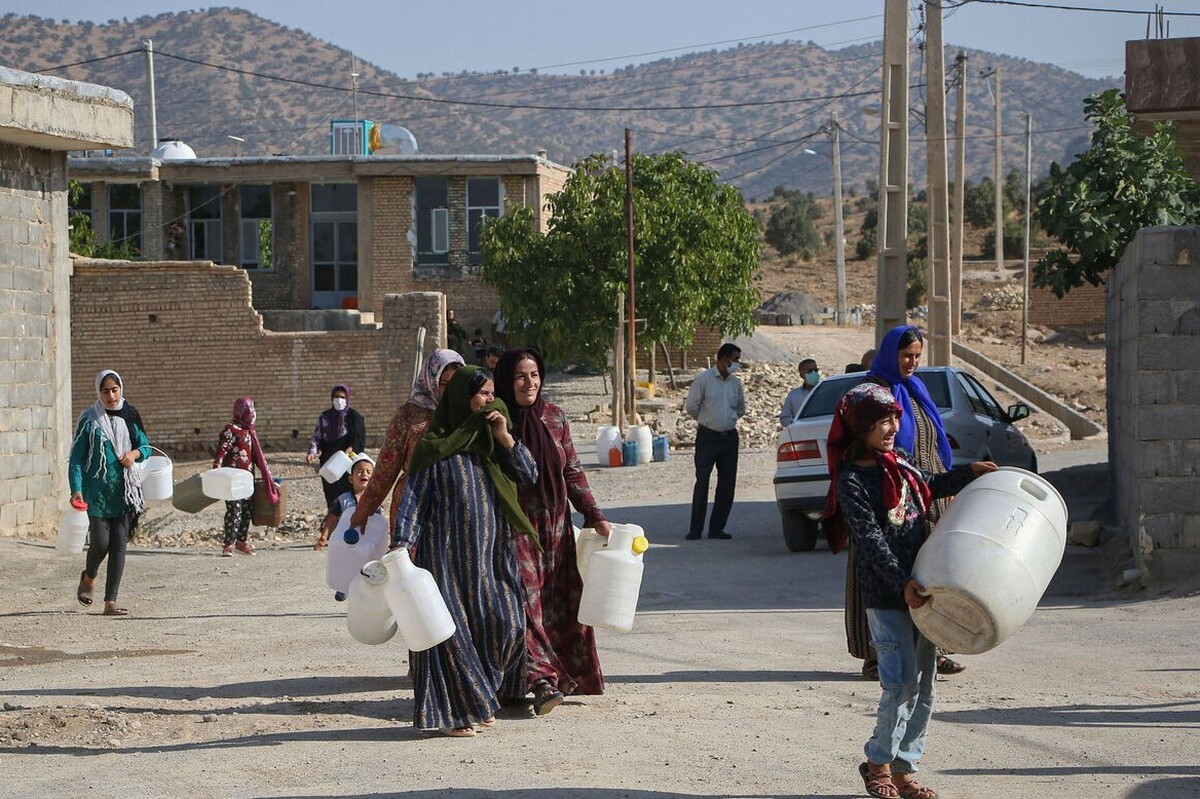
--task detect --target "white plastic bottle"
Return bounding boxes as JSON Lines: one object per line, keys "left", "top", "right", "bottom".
{"left": 325, "top": 512, "right": 390, "bottom": 598}
{"left": 345, "top": 560, "right": 398, "bottom": 645}
{"left": 380, "top": 549, "right": 456, "bottom": 652}
{"left": 577, "top": 523, "right": 650, "bottom": 632}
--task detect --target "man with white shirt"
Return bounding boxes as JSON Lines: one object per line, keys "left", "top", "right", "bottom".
{"left": 684, "top": 343, "right": 746, "bottom": 540}
{"left": 779, "top": 358, "right": 820, "bottom": 426}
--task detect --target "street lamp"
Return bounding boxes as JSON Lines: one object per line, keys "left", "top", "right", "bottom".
{"left": 227, "top": 134, "right": 245, "bottom": 157}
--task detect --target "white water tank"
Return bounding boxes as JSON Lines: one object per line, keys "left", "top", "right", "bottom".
{"left": 151, "top": 139, "right": 197, "bottom": 160}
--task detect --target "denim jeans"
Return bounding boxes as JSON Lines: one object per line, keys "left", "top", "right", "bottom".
{"left": 864, "top": 608, "right": 937, "bottom": 773}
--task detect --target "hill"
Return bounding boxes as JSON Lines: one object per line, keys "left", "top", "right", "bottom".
{"left": 1, "top": 8, "right": 1119, "bottom": 198}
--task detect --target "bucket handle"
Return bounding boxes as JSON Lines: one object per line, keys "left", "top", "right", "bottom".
{"left": 143, "top": 445, "right": 170, "bottom": 460}
{"left": 1018, "top": 478, "right": 1048, "bottom": 502}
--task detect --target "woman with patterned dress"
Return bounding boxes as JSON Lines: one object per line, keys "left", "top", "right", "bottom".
{"left": 346, "top": 349, "right": 464, "bottom": 539}
{"left": 392, "top": 366, "right": 538, "bottom": 737}
{"left": 494, "top": 347, "right": 610, "bottom": 715}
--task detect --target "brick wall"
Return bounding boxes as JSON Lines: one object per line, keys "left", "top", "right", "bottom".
{"left": 0, "top": 141, "right": 71, "bottom": 537}
{"left": 70, "top": 259, "right": 445, "bottom": 454}
{"left": 636, "top": 325, "right": 725, "bottom": 373}
{"left": 1028, "top": 280, "right": 1107, "bottom": 328}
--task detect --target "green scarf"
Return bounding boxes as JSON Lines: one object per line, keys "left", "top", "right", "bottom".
{"left": 407, "top": 365, "right": 538, "bottom": 547}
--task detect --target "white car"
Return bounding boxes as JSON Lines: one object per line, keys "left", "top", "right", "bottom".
{"left": 773, "top": 366, "right": 1038, "bottom": 552}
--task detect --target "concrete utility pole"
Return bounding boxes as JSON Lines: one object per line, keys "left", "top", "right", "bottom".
{"left": 1021, "top": 112, "right": 1032, "bottom": 365}
{"left": 625, "top": 128, "right": 638, "bottom": 425}
{"left": 987, "top": 65, "right": 1004, "bottom": 272}
{"left": 830, "top": 112, "right": 847, "bottom": 325}
{"left": 951, "top": 51, "right": 967, "bottom": 335}
{"left": 143, "top": 39, "right": 158, "bottom": 153}
{"left": 876, "top": 0, "right": 910, "bottom": 342}
{"left": 924, "top": 0, "right": 952, "bottom": 366}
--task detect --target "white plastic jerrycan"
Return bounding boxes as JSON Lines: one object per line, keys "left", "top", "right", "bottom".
{"left": 577, "top": 523, "right": 650, "bottom": 632}
{"left": 574, "top": 523, "right": 648, "bottom": 584}
{"left": 380, "top": 549, "right": 456, "bottom": 652}
{"left": 912, "top": 467, "right": 1068, "bottom": 655}
{"left": 325, "top": 511, "right": 390, "bottom": 598}
{"left": 200, "top": 467, "right": 254, "bottom": 501}
{"left": 56, "top": 499, "right": 90, "bottom": 554}
{"left": 319, "top": 450, "right": 354, "bottom": 484}
{"left": 595, "top": 425, "right": 623, "bottom": 467}
{"left": 345, "top": 560, "right": 398, "bottom": 645}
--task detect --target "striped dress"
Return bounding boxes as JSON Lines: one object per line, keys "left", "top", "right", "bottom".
{"left": 393, "top": 443, "right": 537, "bottom": 730}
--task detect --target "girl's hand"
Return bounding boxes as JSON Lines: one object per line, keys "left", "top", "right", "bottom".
{"left": 306, "top": 453, "right": 318, "bottom": 465}
{"left": 70, "top": 491, "right": 84, "bottom": 505}
{"left": 971, "top": 461, "right": 999, "bottom": 477}
{"left": 593, "top": 520, "right": 613, "bottom": 538}
{"left": 119, "top": 450, "right": 140, "bottom": 468}
{"left": 485, "top": 410, "right": 515, "bottom": 449}
{"left": 903, "top": 579, "right": 929, "bottom": 609}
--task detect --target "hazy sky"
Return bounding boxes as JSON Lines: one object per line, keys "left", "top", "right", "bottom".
{"left": 5, "top": 1, "right": 1194, "bottom": 80}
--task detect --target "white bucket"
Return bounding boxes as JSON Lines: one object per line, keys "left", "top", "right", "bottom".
{"left": 595, "top": 426, "right": 622, "bottom": 467}
{"left": 912, "top": 467, "right": 1068, "bottom": 655}
{"left": 578, "top": 523, "right": 650, "bottom": 632}
{"left": 381, "top": 548, "right": 456, "bottom": 652}
{"left": 346, "top": 561, "right": 398, "bottom": 645}
{"left": 320, "top": 450, "right": 354, "bottom": 484}
{"left": 326, "top": 512, "right": 390, "bottom": 595}
{"left": 629, "top": 425, "right": 653, "bottom": 465}
{"left": 139, "top": 448, "right": 173, "bottom": 501}
{"left": 56, "top": 505, "right": 90, "bottom": 554}
{"left": 200, "top": 467, "right": 254, "bottom": 501}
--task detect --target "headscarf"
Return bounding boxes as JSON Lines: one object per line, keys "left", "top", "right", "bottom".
{"left": 315, "top": 384, "right": 351, "bottom": 442}
{"left": 231, "top": 397, "right": 278, "bottom": 504}
{"left": 407, "top": 366, "right": 537, "bottom": 546}
{"left": 409, "top": 349, "right": 467, "bottom": 412}
{"left": 492, "top": 347, "right": 565, "bottom": 520}
{"left": 869, "top": 325, "right": 953, "bottom": 470}
{"left": 76, "top": 369, "right": 143, "bottom": 511}
{"left": 821, "top": 382, "right": 932, "bottom": 554}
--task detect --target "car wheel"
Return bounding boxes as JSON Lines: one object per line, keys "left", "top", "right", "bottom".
{"left": 781, "top": 511, "right": 820, "bottom": 552}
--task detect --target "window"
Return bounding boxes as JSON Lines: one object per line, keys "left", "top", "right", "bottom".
{"left": 958, "top": 373, "right": 1004, "bottom": 419}
{"left": 467, "top": 178, "right": 502, "bottom": 266}
{"left": 415, "top": 177, "right": 449, "bottom": 266}
{"left": 69, "top": 182, "right": 93, "bottom": 226}
{"left": 240, "top": 185, "right": 272, "bottom": 269}
{"left": 187, "top": 185, "right": 223, "bottom": 263}
{"left": 108, "top": 184, "right": 141, "bottom": 253}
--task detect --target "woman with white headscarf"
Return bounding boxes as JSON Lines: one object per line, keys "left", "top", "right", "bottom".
{"left": 69, "top": 369, "right": 152, "bottom": 617}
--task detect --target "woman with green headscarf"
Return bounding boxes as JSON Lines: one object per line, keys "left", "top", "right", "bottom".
{"left": 392, "top": 365, "right": 538, "bottom": 738}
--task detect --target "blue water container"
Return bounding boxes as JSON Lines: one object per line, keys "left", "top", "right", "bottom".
{"left": 621, "top": 440, "right": 639, "bottom": 466}
{"left": 652, "top": 435, "right": 670, "bottom": 462}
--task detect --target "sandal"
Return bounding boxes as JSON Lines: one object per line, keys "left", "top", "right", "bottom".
{"left": 532, "top": 681, "right": 564, "bottom": 716}
{"left": 76, "top": 571, "right": 94, "bottom": 607}
{"left": 859, "top": 762, "right": 900, "bottom": 799}
{"left": 936, "top": 655, "right": 966, "bottom": 675}
{"left": 102, "top": 603, "right": 130, "bottom": 617}
{"left": 892, "top": 774, "right": 938, "bottom": 799}
{"left": 479, "top": 717, "right": 496, "bottom": 729}
{"left": 314, "top": 535, "right": 329, "bottom": 551}
{"left": 438, "top": 726, "right": 475, "bottom": 738}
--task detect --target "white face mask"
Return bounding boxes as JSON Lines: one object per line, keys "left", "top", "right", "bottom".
{"left": 726, "top": 361, "right": 740, "bottom": 374}
{"left": 249, "top": 410, "right": 257, "bottom": 425}
{"left": 332, "top": 397, "right": 347, "bottom": 411}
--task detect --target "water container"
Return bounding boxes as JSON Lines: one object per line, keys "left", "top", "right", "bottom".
{"left": 607, "top": 445, "right": 624, "bottom": 468}
{"left": 200, "top": 467, "right": 254, "bottom": 501}
{"left": 56, "top": 499, "right": 90, "bottom": 554}
{"left": 911, "top": 467, "right": 1068, "bottom": 655}
{"left": 652, "top": 435, "right": 670, "bottom": 463}
{"left": 575, "top": 523, "right": 648, "bottom": 584}
{"left": 251, "top": 479, "right": 287, "bottom": 527}
{"left": 596, "top": 426, "right": 623, "bottom": 467}
{"left": 172, "top": 471, "right": 218, "bottom": 513}
{"left": 629, "top": 425, "right": 653, "bottom": 465}
{"left": 326, "top": 511, "right": 390, "bottom": 595}
{"left": 380, "top": 548, "right": 456, "bottom": 652}
{"left": 577, "top": 523, "right": 650, "bottom": 632}
{"left": 138, "top": 447, "right": 173, "bottom": 501}
{"left": 345, "top": 560, "right": 398, "bottom": 645}
{"left": 319, "top": 450, "right": 354, "bottom": 484}
{"left": 621, "top": 440, "right": 638, "bottom": 467}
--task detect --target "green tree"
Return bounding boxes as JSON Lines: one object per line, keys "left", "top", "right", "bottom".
{"left": 1034, "top": 89, "right": 1200, "bottom": 297}
{"left": 482, "top": 152, "right": 761, "bottom": 366}
{"left": 764, "top": 192, "right": 822, "bottom": 258}
{"left": 68, "top": 180, "right": 140, "bottom": 259}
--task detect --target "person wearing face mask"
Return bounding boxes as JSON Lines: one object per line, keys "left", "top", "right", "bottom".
{"left": 306, "top": 384, "right": 367, "bottom": 514}
{"left": 779, "top": 358, "right": 821, "bottom": 426}
{"left": 213, "top": 397, "right": 279, "bottom": 557}
{"left": 684, "top": 342, "right": 746, "bottom": 540}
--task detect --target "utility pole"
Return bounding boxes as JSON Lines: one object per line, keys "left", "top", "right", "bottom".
{"left": 951, "top": 51, "right": 967, "bottom": 336}
{"left": 624, "top": 129, "right": 638, "bottom": 425}
{"left": 143, "top": 39, "right": 158, "bottom": 153}
{"left": 984, "top": 65, "right": 1004, "bottom": 272}
{"left": 876, "top": 0, "right": 910, "bottom": 342}
{"left": 1021, "top": 112, "right": 1032, "bottom": 365}
{"left": 924, "top": 0, "right": 952, "bottom": 366}
{"left": 830, "top": 112, "right": 847, "bottom": 325}
{"left": 351, "top": 54, "right": 360, "bottom": 128}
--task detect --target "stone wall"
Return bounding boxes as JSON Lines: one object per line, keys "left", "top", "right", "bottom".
{"left": 70, "top": 259, "right": 444, "bottom": 453}
{"left": 1108, "top": 226, "right": 1200, "bottom": 584}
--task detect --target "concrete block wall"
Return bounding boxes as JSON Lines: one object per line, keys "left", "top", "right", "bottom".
{"left": 1109, "top": 226, "right": 1200, "bottom": 582}
{"left": 1028, "top": 280, "right": 1107, "bottom": 328}
{"left": 70, "top": 259, "right": 445, "bottom": 454}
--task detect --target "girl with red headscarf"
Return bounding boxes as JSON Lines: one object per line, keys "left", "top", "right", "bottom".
{"left": 213, "top": 397, "right": 278, "bottom": 557}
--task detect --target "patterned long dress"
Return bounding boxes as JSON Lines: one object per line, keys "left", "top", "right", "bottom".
{"left": 516, "top": 403, "right": 608, "bottom": 696}
{"left": 393, "top": 443, "right": 537, "bottom": 731}
{"left": 358, "top": 402, "right": 432, "bottom": 530}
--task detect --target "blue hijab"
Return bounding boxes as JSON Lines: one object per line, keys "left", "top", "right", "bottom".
{"left": 869, "top": 325, "right": 953, "bottom": 469}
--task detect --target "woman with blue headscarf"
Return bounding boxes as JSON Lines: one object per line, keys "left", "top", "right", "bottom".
{"left": 845, "top": 325, "right": 965, "bottom": 679}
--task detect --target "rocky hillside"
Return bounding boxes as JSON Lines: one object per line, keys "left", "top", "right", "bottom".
{"left": 2, "top": 8, "right": 1118, "bottom": 197}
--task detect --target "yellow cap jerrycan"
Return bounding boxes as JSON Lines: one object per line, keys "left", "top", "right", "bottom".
{"left": 577, "top": 523, "right": 649, "bottom": 633}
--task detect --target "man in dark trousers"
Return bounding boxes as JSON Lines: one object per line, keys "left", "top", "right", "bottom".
{"left": 684, "top": 342, "right": 746, "bottom": 540}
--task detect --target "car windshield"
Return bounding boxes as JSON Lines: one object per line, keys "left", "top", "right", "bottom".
{"left": 796, "top": 370, "right": 951, "bottom": 420}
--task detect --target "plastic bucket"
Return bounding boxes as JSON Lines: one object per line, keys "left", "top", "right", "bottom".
{"left": 629, "top": 425, "right": 653, "bottom": 465}
{"left": 56, "top": 504, "right": 90, "bottom": 554}
{"left": 139, "top": 447, "right": 173, "bottom": 501}
{"left": 911, "top": 467, "right": 1067, "bottom": 655}
{"left": 596, "top": 426, "right": 623, "bottom": 467}
{"left": 320, "top": 451, "right": 353, "bottom": 484}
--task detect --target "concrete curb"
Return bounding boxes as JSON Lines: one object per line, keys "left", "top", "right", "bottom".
{"left": 952, "top": 341, "right": 1106, "bottom": 441}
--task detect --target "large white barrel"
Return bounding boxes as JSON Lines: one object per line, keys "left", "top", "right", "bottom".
{"left": 911, "top": 467, "right": 1067, "bottom": 655}
{"left": 325, "top": 512, "right": 390, "bottom": 595}
{"left": 577, "top": 523, "right": 650, "bottom": 632}
{"left": 595, "top": 426, "right": 623, "bottom": 467}
{"left": 380, "top": 549, "right": 456, "bottom": 652}
{"left": 346, "top": 561, "right": 398, "bottom": 645}
{"left": 201, "top": 467, "right": 254, "bottom": 501}
{"left": 629, "top": 425, "right": 653, "bottom": 465}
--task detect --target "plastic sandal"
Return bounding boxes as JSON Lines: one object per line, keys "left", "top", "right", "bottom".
{"left": 438, "top": 726, "right": 476, "bottom": 738}
{"left": 936, "top": 655, "right": 966, "bottom": 675}
{"left": 76, "top": 571, "right": 94, "bottom": 606}
{"left": 859, "top": 762, "right": 900, "bottom": 799}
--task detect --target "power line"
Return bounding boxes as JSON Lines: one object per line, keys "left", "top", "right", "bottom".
{"left": 947, "top": 0, "right": 1200, "bottom": 16}
{"left": 31, "top": 48, "right": 141, "bottom": 73}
